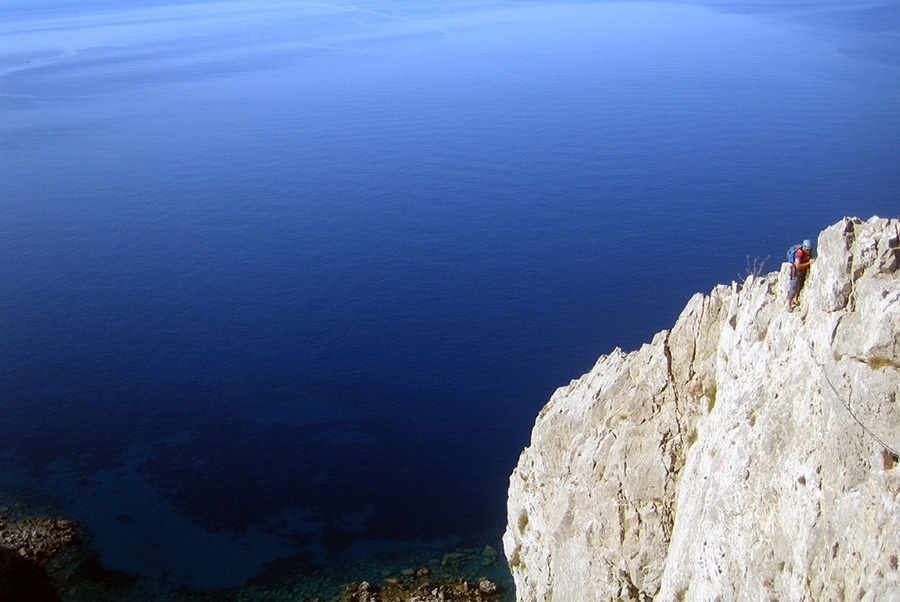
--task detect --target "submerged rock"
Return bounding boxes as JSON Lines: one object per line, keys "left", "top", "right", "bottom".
{"left": 504, "top": 217, "right": 900, "bottom": 601}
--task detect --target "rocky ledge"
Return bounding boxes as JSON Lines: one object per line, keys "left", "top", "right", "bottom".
{"left": 504, "top": 216, "right": 900, "bottom": 601}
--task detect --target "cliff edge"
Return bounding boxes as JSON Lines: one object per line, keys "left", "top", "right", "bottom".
{"left": 504, "top": 216, "right": 900, "bottom": 601}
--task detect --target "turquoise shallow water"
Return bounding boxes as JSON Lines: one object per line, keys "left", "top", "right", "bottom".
{"left": 1, "top": 0, "right": 899, "bottom": 598}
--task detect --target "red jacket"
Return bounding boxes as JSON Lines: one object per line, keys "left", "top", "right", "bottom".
{"left": 792, "top": 248, "right": 811, "bottom": 275}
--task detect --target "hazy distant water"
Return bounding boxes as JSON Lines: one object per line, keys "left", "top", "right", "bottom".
{"left": 2, "top": 0, "right": 898, "bottom": 594}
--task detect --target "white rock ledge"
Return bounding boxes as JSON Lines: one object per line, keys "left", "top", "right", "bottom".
{"left": 504, "top": 216, "right": 900, "bottom": 602}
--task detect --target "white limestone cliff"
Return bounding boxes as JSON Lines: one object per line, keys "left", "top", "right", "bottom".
{"left": 504, "top": 216, "right": 900, "bottom": 601}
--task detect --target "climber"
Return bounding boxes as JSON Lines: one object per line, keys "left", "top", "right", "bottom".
{"left": 786, "top": 239, "right": 816, "bottom": 312}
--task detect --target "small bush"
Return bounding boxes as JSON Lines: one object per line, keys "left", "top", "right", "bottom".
{"left": 868, "top": 356, "right": 900, "bottom": 370}
{"left": 686, "top": 429, "right": 698, "bottom": 448}
{"left": 705, "top": 384, "right": 717, "bottom": 413}
{"left": 740, "top": 255, "right": 771, "bottom": 282}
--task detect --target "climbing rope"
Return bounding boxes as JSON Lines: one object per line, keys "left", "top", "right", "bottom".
{"left": 816, "top": 360, "right": 900, "bottom": 460}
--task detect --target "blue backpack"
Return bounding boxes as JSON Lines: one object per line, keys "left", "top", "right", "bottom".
{"left": 786, "top": 244, "right": 803, "bottom": 263}
{"left": 786, "top": 244, "right": 806, "bottom": 277}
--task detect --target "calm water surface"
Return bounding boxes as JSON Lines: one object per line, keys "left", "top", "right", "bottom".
{"left": 1, "top": 0, "right": 898, "bottom": 597}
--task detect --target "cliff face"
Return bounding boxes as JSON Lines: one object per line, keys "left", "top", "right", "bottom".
{"left": 504, "top": 216, "right": 900, "bottom": 602}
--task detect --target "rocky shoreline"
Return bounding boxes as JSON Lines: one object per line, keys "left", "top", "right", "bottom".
{"left": 0, "top": 507, "right": 77, "bottom": 601}
{"left": 341, "top": 573, "right": 502, "bottom": 602}
{"left": 0, "top": 500, "right": 510, "bottom": 601}
{"left": 0, "top": 509, "right": 77, "bottom": 564}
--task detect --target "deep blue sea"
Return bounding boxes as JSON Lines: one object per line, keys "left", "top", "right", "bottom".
{"left": 2, "top": 0, "right": 898, "bottom": 598}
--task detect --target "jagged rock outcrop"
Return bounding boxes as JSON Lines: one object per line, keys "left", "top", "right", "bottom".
{"left": 504, "top": 216, "right": 900, "bottom": 601}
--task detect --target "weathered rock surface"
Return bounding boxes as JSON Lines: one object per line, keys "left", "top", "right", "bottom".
{"left": 504, "top": 216, "right": 900, "bottom": 601}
